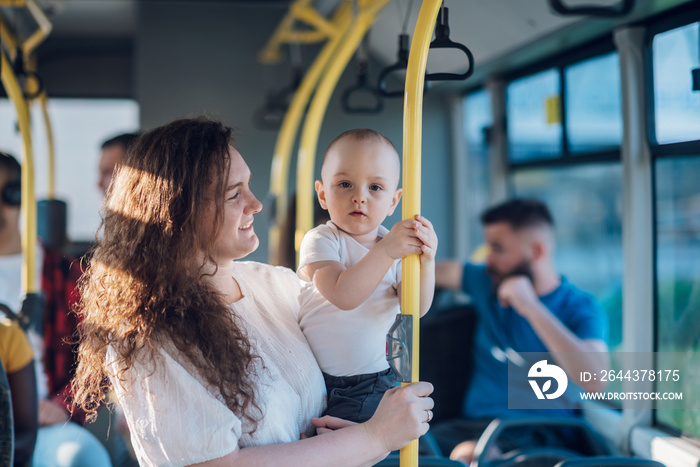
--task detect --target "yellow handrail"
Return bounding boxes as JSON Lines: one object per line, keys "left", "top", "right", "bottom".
{"left": 267, "top": 1, "right": 353, "bottom": 265}
{"left": 1, "top": 49, "right": 38, "bottom": 294}
{"left": 38, "top": 91, "right": 55, "bottom": 198}
{"left": 0, "top": 0, "right": 52, "bottom": 56}
{"left": 295, "top": 0, "right": 391, "bottom": 261}
{"left": 259, "top": 0, "right": 335, "bottom": 65}
{"left": 400, "top": 1, "right": 443, "bottom": 466}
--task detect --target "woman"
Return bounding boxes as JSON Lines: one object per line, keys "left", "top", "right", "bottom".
{"left": 72, "top": 117, "right": 433, "bottom": 466}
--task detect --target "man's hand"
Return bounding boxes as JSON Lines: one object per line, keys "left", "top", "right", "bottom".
{"left": 497, "top": 275, "right": 540, "bottom": 314}
{"left": 39, "top": 399, "right": 70, "bottom": 426}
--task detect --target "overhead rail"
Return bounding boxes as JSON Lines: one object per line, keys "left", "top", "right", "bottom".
{"left": 397, "top": 1, "right": 444, "bottom": 465}
{"left": 548, "top": 0, "right": 635, "bottom": 18}
{"left": 295, "top": 0, "right": 392, "bottom": 258}
{"left": 263, "top": 0, "right": 354, "bottom": 265}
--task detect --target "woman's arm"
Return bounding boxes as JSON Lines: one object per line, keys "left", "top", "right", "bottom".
{"left": 8, "top": 361, "right": 38, "bottom": 464}
{"left": 189, "top": 382, "right": 434, "bottom": 467}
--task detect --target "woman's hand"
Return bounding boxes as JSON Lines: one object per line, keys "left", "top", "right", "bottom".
{"left": 364, "top": 381, "right": 434, "bottom": 452}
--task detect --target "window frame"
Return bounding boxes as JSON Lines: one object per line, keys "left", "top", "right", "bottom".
{"left": 500, "top": 37, "right": 621, "bottom": 169}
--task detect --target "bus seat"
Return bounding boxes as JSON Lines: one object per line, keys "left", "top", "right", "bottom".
{"left": 554, "top": 457, "right": 667, "bottom": 467}
{"left": 376, "top": 454, "right": 467, "bottom": 466}
{"left": 420, "top": 297, "right": 477, "bottom": 425}
{"left": 1, "top": 359, "right": 14, "bottom": 467}
{"left": 472, "top": 417, "right": 609, "bottom": 467}
{"left": 37, "top": 199, "right": 68, "bottom": 251}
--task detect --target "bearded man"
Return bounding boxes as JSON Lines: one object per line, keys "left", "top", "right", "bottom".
{"left": 432, "top": 198, "right": 609, "bottom": 464}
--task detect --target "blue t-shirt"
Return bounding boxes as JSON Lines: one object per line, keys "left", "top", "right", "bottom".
{"left": 461, "top": 264, "right": 607, "bottom": 419}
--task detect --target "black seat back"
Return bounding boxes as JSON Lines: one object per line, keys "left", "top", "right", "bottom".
{"left": 420, "top": 302, "right": 477, "bottom": 424}
{"left": 0, "top": 358, "right": 14, "bottom": 467}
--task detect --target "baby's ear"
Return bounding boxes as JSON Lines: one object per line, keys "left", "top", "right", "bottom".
{"left": 387, "top": 188, "right": 403, "bottom": 215}
{"left": 315, "top": 180, "right": 328, "bottom": 209}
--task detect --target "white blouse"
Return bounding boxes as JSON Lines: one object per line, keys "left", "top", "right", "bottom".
{"left": 107, "top": 261, "right": 327, "bottom": 467}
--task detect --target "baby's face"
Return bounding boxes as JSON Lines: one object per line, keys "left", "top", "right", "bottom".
{"left": 317, "top": 138, "right": 401, "bottom": 243}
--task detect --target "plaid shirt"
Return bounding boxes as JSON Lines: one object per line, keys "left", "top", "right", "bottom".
{"left": 40, "top": 247, "right": 85, "bottom": 423}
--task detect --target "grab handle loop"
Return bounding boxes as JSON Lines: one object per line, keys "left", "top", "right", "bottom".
{"left": 13, "top": 48, "right": 44, "bottom": 99}
{"left": 548, "top": 0, "right": 635, "bottom": 18}
{"left": 341, "top": 59, "right": 383, "bottom": 114}
{"left": 254, "top": 69, "right": 303, "bottom": 130}
{"left": 424, "top": 7, "right": 474, "bottom": 82}
{"left": 377, "top": 34, "right": 411, "bottom": 98}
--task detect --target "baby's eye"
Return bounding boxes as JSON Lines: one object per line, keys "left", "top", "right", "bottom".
{"left": 369, "top": 184, "right": 382, "bottom": 191}
{"left": 339, "top": 181, "right": 352, "bottom": 188}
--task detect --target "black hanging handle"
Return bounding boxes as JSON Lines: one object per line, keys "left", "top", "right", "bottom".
{"left": 425, "top": 8, "right": 474, "bottom": 82}
{"left": 548, "top": 0, "right": 635, "bottom": 18}
{"left": 253, "top": 69, "right": 302, "bottom": 131}
{"left": 342, "top": 61, "right": 384, "bottom": 114}
{"left": 377, "top": 34, "right": 410, "bottom": 98}
{"left": 13, "top": 48, "right": 44, "bottom": 100}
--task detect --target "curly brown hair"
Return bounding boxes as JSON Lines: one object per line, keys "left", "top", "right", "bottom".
{"left": 72, "top": 117, "right": 261, "bottom": 429}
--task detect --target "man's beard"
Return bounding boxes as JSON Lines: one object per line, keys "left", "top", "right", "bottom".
{"left": 487, "top": 259, "right": 534, "bottom": 293}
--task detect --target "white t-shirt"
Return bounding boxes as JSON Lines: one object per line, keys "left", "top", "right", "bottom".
{"left": 0, "top": 249, "right": 48, "bottom": 399}
{"left": 107, "top": 261, "right": 327, "bottom": 467}
{"left": 297, "top": 221, "right": 401, "bottom": 377}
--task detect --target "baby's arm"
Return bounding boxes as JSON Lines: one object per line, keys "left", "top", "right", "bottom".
{"left": 300, "top": 220, "right": 423, "bottom": 311}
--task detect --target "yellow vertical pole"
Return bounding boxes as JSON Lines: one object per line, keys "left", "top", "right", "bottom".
{"left": 401, "top": 1, "right": 443, "bottom": 466}
{"left": 295, "top": 0, "right": 391, "bottom": 259}
{"left": 1, "top": 50, "right": 38, "bottom": 294}
{"left": 38, "top": 92, "right": 55, "bottom": 199}
{"left": 268, "top": 2, "right": 353, "bottom": 265}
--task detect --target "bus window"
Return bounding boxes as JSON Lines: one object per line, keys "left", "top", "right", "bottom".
{"left": 652, "top": 21, "right": 700, "bottom": 144}
{"left": 651, "top": 17, "right": 700, "bottom": 439}
{"left": 463, "top": 88, "right": 492, "bottom": 251}
{"left": 655, "top": 157, "right": 700, "bottom": 438}
{"left": 506, "top": 68, "right": 562, "bottom": 162}
{"left": 565, "top": 52, "right": 623, "bottom": 153}
{"left": 511, "top": 163, "right": 624, "bottom": 353}
{"left": 0, "top": 98, "right": 139, "bottom": 242}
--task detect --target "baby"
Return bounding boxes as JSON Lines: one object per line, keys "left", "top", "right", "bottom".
{"left": 297, "top": 129, "right": 437, "bottom": 423}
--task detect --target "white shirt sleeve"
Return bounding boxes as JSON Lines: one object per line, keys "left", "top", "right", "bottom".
{"left": 107, "top": 345, "right": 242, "bottom": 467}
{"left": 297, "top": 223, "right": 342, "bottom": 281}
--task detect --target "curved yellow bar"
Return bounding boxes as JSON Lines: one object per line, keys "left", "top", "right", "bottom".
{"left": 295, "top": 0, "right": 391, "bottom": 260}
{"left": 259, "top": 0, "right": 333, "bottom": 65}
{"left": 38, "top": 92, "right": 55, "bottom": 198}
{"left": 268, "top": 2, "right": 353, "bottom": 265}
{"left": 0, "top": 0, "right": 52, "bottom": 55}
{"left": 1, "top": 50, "right": 38, "bottom": 294}
{"left": 400, "top": 1, "right": 443, "bottom": 465}
{"left": 22, "top": 0, "right": 52, "bottom": 56}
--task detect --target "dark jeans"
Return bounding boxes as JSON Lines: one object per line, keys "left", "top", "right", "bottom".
{"left": 323, "top": 368, "right": 397, "bottom": 423}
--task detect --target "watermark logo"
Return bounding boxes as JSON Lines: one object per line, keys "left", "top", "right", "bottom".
{"left": 528, "top": 360, "right": 568, "bottom": 400}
